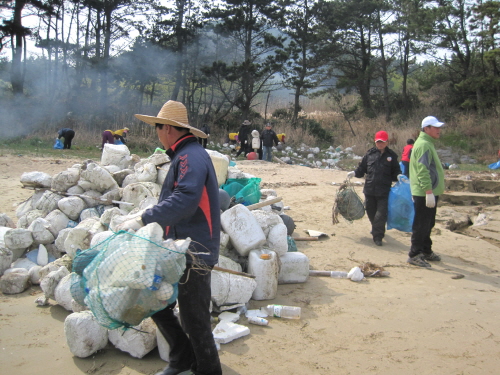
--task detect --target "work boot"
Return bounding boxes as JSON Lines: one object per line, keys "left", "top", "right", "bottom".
{"left": 155, "top": 366, "right": 192, "bottom": 375}
{"left": 407, "top": 254, "right": 431, "bottom": 268}
{"left": 422, "top": 252, "right": 441, "bottom": 261}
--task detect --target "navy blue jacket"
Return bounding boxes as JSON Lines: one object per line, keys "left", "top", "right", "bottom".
{"left": 260, "top": 129, "right": 279, "bottom": 147}
{"left": 141, "top": 134, "right": 220, "bottom": 266}
{"left": 354, "top": 146, "right": 401, "bottom": 196}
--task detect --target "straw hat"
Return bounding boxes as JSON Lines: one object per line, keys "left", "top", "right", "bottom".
{"left": 135, "top": 100, "right": 207, "bottom": 138}
{"left": 242, "top": 120, "right": 251, "bottom": 125}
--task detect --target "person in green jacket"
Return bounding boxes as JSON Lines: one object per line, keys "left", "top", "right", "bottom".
{"left": 407, "top": 116, "right": 445, "bottom": 267}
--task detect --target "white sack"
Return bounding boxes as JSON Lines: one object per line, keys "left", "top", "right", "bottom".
{"left": 51, "top": 168, "right": 81, "bottom": 192}
{"left": 108, "top": 318, "right": 157, "bottom": 358}
{"left": 58, "top": 196, "right": 87, "bottom": 220}
{"left": 64, "top": 311, "right": 108, "bottom": 358}
{"left": 20, "top": 171, "right": 52, "bottom": 188}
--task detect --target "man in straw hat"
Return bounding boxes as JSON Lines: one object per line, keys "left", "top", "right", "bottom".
{"left": 407, "top": 116, "right": 445, "bottom": 268}
{"left": 235, "top": 119, "right": 252, "bottom": 157}
{"left": 120, "top": 100, "right": 221, "bottom": 375}
{"left": 347, "top": 130, "right": 401, "bottom": 246}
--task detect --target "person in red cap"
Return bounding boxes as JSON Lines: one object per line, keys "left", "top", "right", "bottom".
{"left": 347, "top": 130, "right": 401, "bottom": 246}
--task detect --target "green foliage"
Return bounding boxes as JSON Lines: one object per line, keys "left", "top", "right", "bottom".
{"left": 439, "top": 131, "right": 472, "bottom": 152}
{"left": 299, "top": 119, "right": 334, "bottom": 145}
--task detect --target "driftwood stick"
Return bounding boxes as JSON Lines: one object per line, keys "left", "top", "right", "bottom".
{"left": 213, "top": 266, "right": 256, "bottom": 279}
{"left": 22, "top": 186, "right": 134, "bottom": 206}
{"left": 293, "top": 237, "right": 319, "bottom": 241}
{"left": 246, "top": 196, "right": 283, "bottom": 210}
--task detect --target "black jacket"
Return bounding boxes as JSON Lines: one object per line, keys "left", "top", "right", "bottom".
{"left": 260, "top": 129, "right": 279, "bottom": 147}
{"left": 141, "top": 135, "right": 220, "bottom": 266}
{"left": 354, "top": 146, "right": 401, "bottom": 196}
{"left": 238, "top": 125, "right": 251, "bottom": 144}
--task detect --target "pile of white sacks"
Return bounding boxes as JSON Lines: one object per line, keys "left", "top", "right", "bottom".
{"left": 0, "top": 143, "right": 310, "bottom": 359}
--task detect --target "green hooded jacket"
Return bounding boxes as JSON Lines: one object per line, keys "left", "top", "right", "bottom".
{"left": 409, "top": 131, "right": 445, "bottom": 196}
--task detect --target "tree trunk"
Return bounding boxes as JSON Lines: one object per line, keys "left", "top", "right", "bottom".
{"left": 11, "top": 0, "right": 27, "bottom": 94}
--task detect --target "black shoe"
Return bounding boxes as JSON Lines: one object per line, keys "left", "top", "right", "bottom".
{"left": 155, "top": 367, "right": 192, "bottom": 375}
{"left": 422, "top": 252, "right": 441, "bottom": 261}
{"left": 407, "top": 255, "right": 431, "bottom": 268}
{"left": 374, "top": 239, "right": 382, "bottom": 246}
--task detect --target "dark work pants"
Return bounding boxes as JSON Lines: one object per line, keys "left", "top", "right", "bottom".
{"left": 235, "top": 140, "right": 249, "bottom": 157}
{"left": 364, "top": 194, "right": 388, "bottom": 241}
{"left": 152, "top": 264, "right": 222, "bottom": 375}
{"left": 101, "top": 130, "right": 114, "bottom": 149}
{"left": 409, "top": 195, "right": 438, "bottom": 258}
{"left": 198, "top": 138, "right": 207, "bottom": 148}
{"left": 62, "top": 130, "right": 75, "bottom": 149}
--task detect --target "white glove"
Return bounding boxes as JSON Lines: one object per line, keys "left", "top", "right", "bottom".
{"left": 425, "top": 193, "right": 436, "bottom": 208}
{"left": 116, "top": 217, "right": 143, "bottom": 232}
{"left": 347, "top": 171, "right": 355, "bottom": 179}
{"left": 278, "top": 142, "right": 282, "bottom": 145}
{"left": 397, "top": 174, "right": 408, "bottom": 182}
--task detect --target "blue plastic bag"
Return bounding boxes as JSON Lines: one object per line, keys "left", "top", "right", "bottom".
{"left": 53, "top": 139, "right": 63, "bottom": 149}
{"left": 488, "top": 161, "right": 500, "bottom": 170}
{"left": 387, "top": 176, "right": 414, "bottom": 232}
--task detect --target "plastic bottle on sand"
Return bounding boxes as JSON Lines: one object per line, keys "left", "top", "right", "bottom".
{"left": 248, "top": 317, "right": 269, "bottom": 326}
{"left": 262, "top": 304, "right": 301, "bottom": 319}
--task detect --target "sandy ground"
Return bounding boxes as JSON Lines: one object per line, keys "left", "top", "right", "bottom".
{"left": 1, "top": 153, "right": 500, "bottom": 375}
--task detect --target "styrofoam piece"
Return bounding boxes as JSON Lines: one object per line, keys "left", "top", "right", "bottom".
{"left": 55, "top": 228, "right": 72, "bottom": 253}
{"left": 64, "top": 311, "right": 108, "bottom": 358}
{"left": 0, "top": 248, "right": 13, "bottom": 276}
{"left": 12, "top": 257, "right": 37, "bottom": 271}
{"left": 156, "top": 164, "right": 170, "bottom": 186}
{"left": 58, "top": 196, "right": 87, "bottom": 220}
{"left": 101, "top": 144, "right": 132, "bottom": 169}
{"left": 16, "top": 190, "right": 44, "bottom": 219}
{"left": 20, "top": 171, "right": 52, "bottom": 188}
{"left": 121, "top": 182, "right": 161, "bottom": 213}
{"left": 4, "top": 228, "right": 34, "bottom": 256}
{"left": 135, "top": 161, "right": 158, "bottom": 183}
{"left": 156, "top": 327, "right": 170, "bottom": 362}
{"left": 40, "top": 266, "right": 70, "bottom": 299}
{"left": 220, "top": 231, "right": 230, "bottom": 251}
{"left": 100, "top": 207, "right": 123, "bottom": 227}
{"left": 28, "top": 265, "right": 42, "bottom": 284}
{"left": 51, "top": 167, "right": 81, "bottom": 192}
{"left": 80, "top": 207, "right": 99, "bottom": 221}
{"left": 122, "top": 173, "right": 138, "bottom": 188}
{"left": 0, "top": 227, "right": 9, "bottom": 247}
{"left": 266, "top": 223, "right": 288, "bottom": 257}
{"left": 278, "top": 252, "right": 310, "bottom": 284}
{"left": 0, "top": 213, "right": 15, "bottom": 228}
{"left": 44, "top": 209, "right": 70, "bottom": 236}
{"left": 55, "top": 273, "right": 74, "bottom": 311}
{"left": 78, "top": 164, "right": 117, "bottom": 194}
{"left": 28, "top": 217, "right": 55, "bottom": 245}
{"left": 76, "top": 190, "right": 102, "bottom": 207}
{"left": 206, "top": 150, "right": 229, "bottom": 187}
{"left": 212, "top": 321, "right": 250, "bottom": 344}
{"left": 218, "top": 311, "right": 240, "bottom": 323}
{"left": 0, "top": 269, "right": 30, "bottom": 294}
{"left": 38, "top": 263, "right": 60, "bottom": 281}
{"left": 247, "top": 249, "right": 279, "bottom": 301}
{"left": 216, "top": 255, "right": 242, "bottom": 273}
{"left": 67, "top": 185, "right": 85, "bottom": 195}
{"left": 16, "top": 210, "right": 43, "bottom": 229}
{"left": 113, "top": 169, "right": 134, "bottom": 186}
{"left": 220, "top": 204, "right": 266, "bottom": 256}
{"left": 211, "top": 270, "right": 256, "bottom": 307}
{"left": 35, "top": 190, "right": 63, "bottom": 214}
{"left": 147, "top": 152, "right": 170, "bottom": 166}
{"left": 108, "top": 318, "right": 157, "bottom": 358}
{"left": 90, "top": 231, "right": 114, "bottom": 248}
{"left": 103, "top": 165, "right": 121, "bottom": 174}
{"left": 64, "top": 227, "right": 92, "bottom": 259}
{"left": 37, "top": 244, "right": 49, "bottom": 266}
{"left": 251, "top": 210, "right": 284, "bottom": 237}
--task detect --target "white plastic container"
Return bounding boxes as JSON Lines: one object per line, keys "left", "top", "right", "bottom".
{"left": 206, "top": 150, "right": 229, "bottom": 187}
{"left": 248, "top": 316, "right": 268, "bottom": 326}
{"left": 262, "top": 304, "right": 301, "bottom": 319}
{"left": 278, "top": 252, "right": 310, "bottom": 284}
{"left": 247, "top": 249, "right": 278, "bottom": 301}
{"left": 220, "top": 204, "right": 267, "bottom": 256}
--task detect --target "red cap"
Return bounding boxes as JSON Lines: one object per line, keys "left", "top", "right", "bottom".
{"left": 374, "top": 131, "right": 388, "bottom": 142}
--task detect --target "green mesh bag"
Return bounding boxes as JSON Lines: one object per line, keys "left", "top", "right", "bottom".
{"left": 80, "top": 223, "right": 187, "bottom": 329}
{"left": 332, "top": 181, "right": 365, "bottom": 224}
